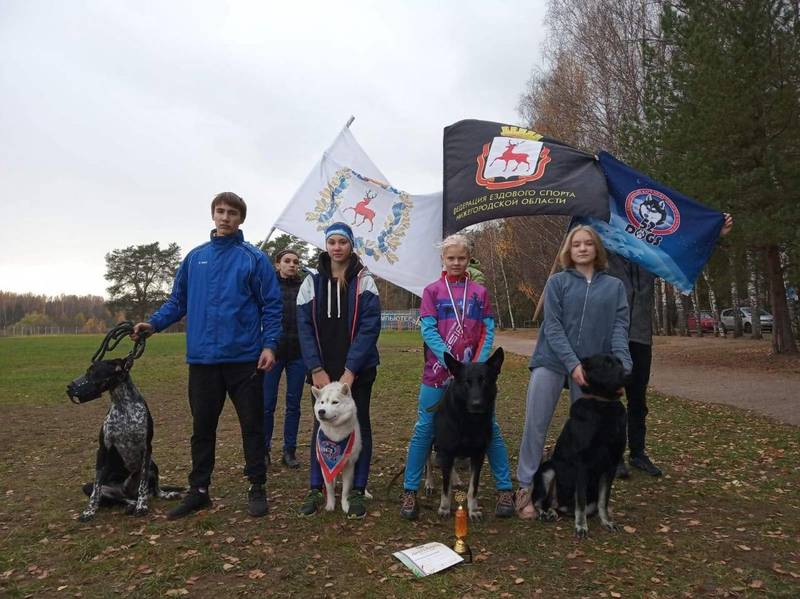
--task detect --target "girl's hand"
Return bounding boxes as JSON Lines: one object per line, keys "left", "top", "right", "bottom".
{"left": 571, "top": 364, "right": 587, "bottom": 387}
{"left": 312, "top": 370, "right": 331, "bottom": 388}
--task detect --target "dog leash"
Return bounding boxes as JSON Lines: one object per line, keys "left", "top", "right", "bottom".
{"left": 91, "top": 321, "right": 148, "bottom": 371}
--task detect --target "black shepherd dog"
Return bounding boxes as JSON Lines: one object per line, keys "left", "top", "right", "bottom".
{"left": 433, "top": 348, "right": 504, "bottom": 521}
{"left": 533, "top": 353, "right": 628, "bottom": 538}
{"left": 67, "top": 358, "right": 182, "bottom": 521}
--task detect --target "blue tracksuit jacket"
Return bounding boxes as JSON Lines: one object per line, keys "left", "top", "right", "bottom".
{"left": 148, "top": 229, "right": 282, "bottom": 364}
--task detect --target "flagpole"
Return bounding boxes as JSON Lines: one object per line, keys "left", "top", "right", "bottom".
{"left": 261, "top": 116, "right": 355, "bottom": 252}
{"left": 259, "top": 227, "right": 277, "bottom": 251}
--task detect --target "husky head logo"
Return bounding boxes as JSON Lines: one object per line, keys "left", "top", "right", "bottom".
{"left": 637, "top": 195, "right": 667, "bottom": 228}
{"left": 625, "top": 189, "right": 680, "bottom": 235}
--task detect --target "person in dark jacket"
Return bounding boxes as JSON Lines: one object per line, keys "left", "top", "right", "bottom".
{"left": 296, "top": 222, "right": 381, "bottom": 519}
{"left": 263, "top": 249, "right": 304, "bottom": 469}
{"left": 132, "top": 192, "right": 282, "bottom": 520}
{"left": 515, "top": 224, "right": 631, "bottom": 519}
{"left": 608, "top": 212, "right": 734, "bottom": 479}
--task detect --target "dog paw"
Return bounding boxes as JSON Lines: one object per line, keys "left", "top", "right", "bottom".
{"left": 326, "top": 503, "right": 337, "bottom": 512}
{"left": 575, "top": 524, "right": 589, "bottom": 539}
{"left": 133, "top": 506, "right": 149, "bottom": 517}
{"left": 437, "top": 506, "right": 450, "bottom": 518}
{"left": 424, "top": 484, "right": 434, "bottom": 498}
{"left": 468, "top": 510, "right": 483, "bottom": 522}
{"left": 601, "top": 520, "right": 619, "bottom": 532}
{"left": 538, "top": 508, "right": 559, "bottom": 522}
{"left": 78, "top": 511, "right": 96, "bottom": 522}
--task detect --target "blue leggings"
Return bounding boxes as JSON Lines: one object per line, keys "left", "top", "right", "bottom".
{"left": 403, "top": 384, "right": 512, "bottom": 492}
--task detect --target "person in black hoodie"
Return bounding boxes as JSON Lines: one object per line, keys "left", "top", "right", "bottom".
{"left": 296, "top": 222, "right": 381, "bottom": 519}
{"left": 263, "top": 249, "right": 305, "bottom": 469}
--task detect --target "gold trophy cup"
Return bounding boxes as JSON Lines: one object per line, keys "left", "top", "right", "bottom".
{"left": 453, "top": 490, "right": 472, "bottom": 563}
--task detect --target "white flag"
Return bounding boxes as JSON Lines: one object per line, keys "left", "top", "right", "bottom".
{"left": 273, "top": 128, "right": 442, "bottom": 297}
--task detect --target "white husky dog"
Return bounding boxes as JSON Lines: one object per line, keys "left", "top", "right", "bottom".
{"left": 312, "top": 382, "right": 362, "bottom": 513}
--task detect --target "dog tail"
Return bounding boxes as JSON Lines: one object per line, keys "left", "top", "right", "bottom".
{"left": 159, "top": 485, "right": 186, "bottom": 493}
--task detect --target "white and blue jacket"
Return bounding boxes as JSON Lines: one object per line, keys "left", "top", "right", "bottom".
{"left": 296, "top": 254, "right": 381, "bottom": 375}
{"left": 148, "top": 230, "right": 282, "bottom": 364}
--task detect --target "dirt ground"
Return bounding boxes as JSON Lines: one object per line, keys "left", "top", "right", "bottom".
{"left": 495, "top": 330, "right": 800, "bottom": 426}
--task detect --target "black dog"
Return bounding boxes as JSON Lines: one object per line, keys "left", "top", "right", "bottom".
{"left": 433, "top": 348, "right": 504, "bottom": 521}
{"left": 67, "top": 358, "right": 181, "bottom": 521}
{"left": 532, "top": 353, "right": 627, "bottom": 538}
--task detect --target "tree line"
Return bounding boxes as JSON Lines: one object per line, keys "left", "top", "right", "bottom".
{"left": 506, "top": 0, "right": 799, "bottom": 353}
{"left": 0, "top": 291, "right": 119, "bottom": 334}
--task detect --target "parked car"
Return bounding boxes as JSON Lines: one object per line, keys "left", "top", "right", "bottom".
{"left": 719, "top": 307, "right": 773, "bottom": 334}
{"left": 687, "top": 311, "right": 717, "bottom": 333}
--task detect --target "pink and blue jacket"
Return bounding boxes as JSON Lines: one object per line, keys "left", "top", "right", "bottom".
{"left": 419, "top": 274, "right": 494, "bottom": 388}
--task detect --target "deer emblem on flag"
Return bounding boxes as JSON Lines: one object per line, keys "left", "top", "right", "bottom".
{"left": 305, "top": 168, "right": 414, "bottom": 265}
{"left": 489, "top": 140, "right": 530, "bottom": 172}
{"left": 343, "top": 190, "right": 377, "bottom": 231}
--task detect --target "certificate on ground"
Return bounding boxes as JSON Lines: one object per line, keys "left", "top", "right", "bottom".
{"left": 393, "top": 542, "right": 463, "bottom": 577}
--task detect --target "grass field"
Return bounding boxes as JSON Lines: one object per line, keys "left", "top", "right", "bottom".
{"left": 0, "top": 333, "right": 798, "bottom": 598}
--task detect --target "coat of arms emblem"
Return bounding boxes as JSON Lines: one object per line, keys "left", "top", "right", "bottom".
{"left": 305, "top": 168, "right": 413, "bottom": 264}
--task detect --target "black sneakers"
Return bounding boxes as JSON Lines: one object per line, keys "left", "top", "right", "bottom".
{"left": 282, "top": 448, "right": 300, "bottom": 469}
{"left": 399, "top": 490, "right": 418, "bottom": 520}
{"left": 167, "top": 488, "right": 212, "bottom": 520}
{"left": 247, "top": 485, "right": 269, "bottom": 517}
{"left": 298, "top": 488, "right": 324, "bottom": 516}
{"left": 346, "top": 490, "right": 367, "bottom": 519}
{"left": 495, "top": 490, "right": 516, "bottom": 518}
{"left": 630, "top": 453, "right": 663, "bottom": 477}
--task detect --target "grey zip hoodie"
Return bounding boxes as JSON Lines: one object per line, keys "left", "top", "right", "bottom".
{"left": 529, "top": 269, "right": 632, "bottom": 375}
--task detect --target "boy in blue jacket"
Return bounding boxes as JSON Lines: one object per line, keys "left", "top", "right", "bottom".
{"left": 133, "top": 192, "right": 282, "bottom": 519}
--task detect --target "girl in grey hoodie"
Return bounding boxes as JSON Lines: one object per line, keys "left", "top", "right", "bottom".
{"left": 515, "top": 225, "right": 632, "bottom": 518}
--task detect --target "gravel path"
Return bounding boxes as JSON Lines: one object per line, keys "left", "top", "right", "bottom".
{"left": 494, "top": 332, "right": 800, "bottom": 427}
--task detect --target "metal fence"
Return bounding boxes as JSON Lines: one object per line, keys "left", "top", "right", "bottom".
{"left": 0, "top": 326, "right": 87, "bottom": 337}
{"left": 2, "top": 315, "right": 419, "bottom": 337}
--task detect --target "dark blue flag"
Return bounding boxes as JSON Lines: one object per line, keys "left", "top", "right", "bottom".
{"left": 577, "top": 152, "right": 724, "bottom": 293}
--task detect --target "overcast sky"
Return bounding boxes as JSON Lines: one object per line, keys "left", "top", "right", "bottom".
{"left": 1, "top": 1, "right": 547, "bottom": 297}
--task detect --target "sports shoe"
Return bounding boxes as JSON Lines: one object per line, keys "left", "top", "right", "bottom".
{"left": 630, "top": 453, "right": 663, "bottom": 477}
{"left": 297, "top": 488, "right": 324, "bottom": 516}
{"left": 616, "top": 460, "right": 630, "bottom": 479}
{"left": 247, "top": 485, "right": 268, "bottom": 517}
{"left": 167, "top": 488, "right": 212, "bottom": 520}
{"left": 515, "top": 487, "right": 536, "bottom": 520}
{"left": 495, "top": 490, "right": 515, "bottom": 518}
{"left": 282, "top": 448, "right": 300, "bottom": 469}
{"left": 346, "top": 489, "right": 367, "bottom": 519}
{"left": 399, "top": 490, "right": 418, "bottom": 520}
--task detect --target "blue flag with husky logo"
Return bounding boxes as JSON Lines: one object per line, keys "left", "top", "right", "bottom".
{"left": 577, "top": 152, "right": 724, "bottom": 294}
